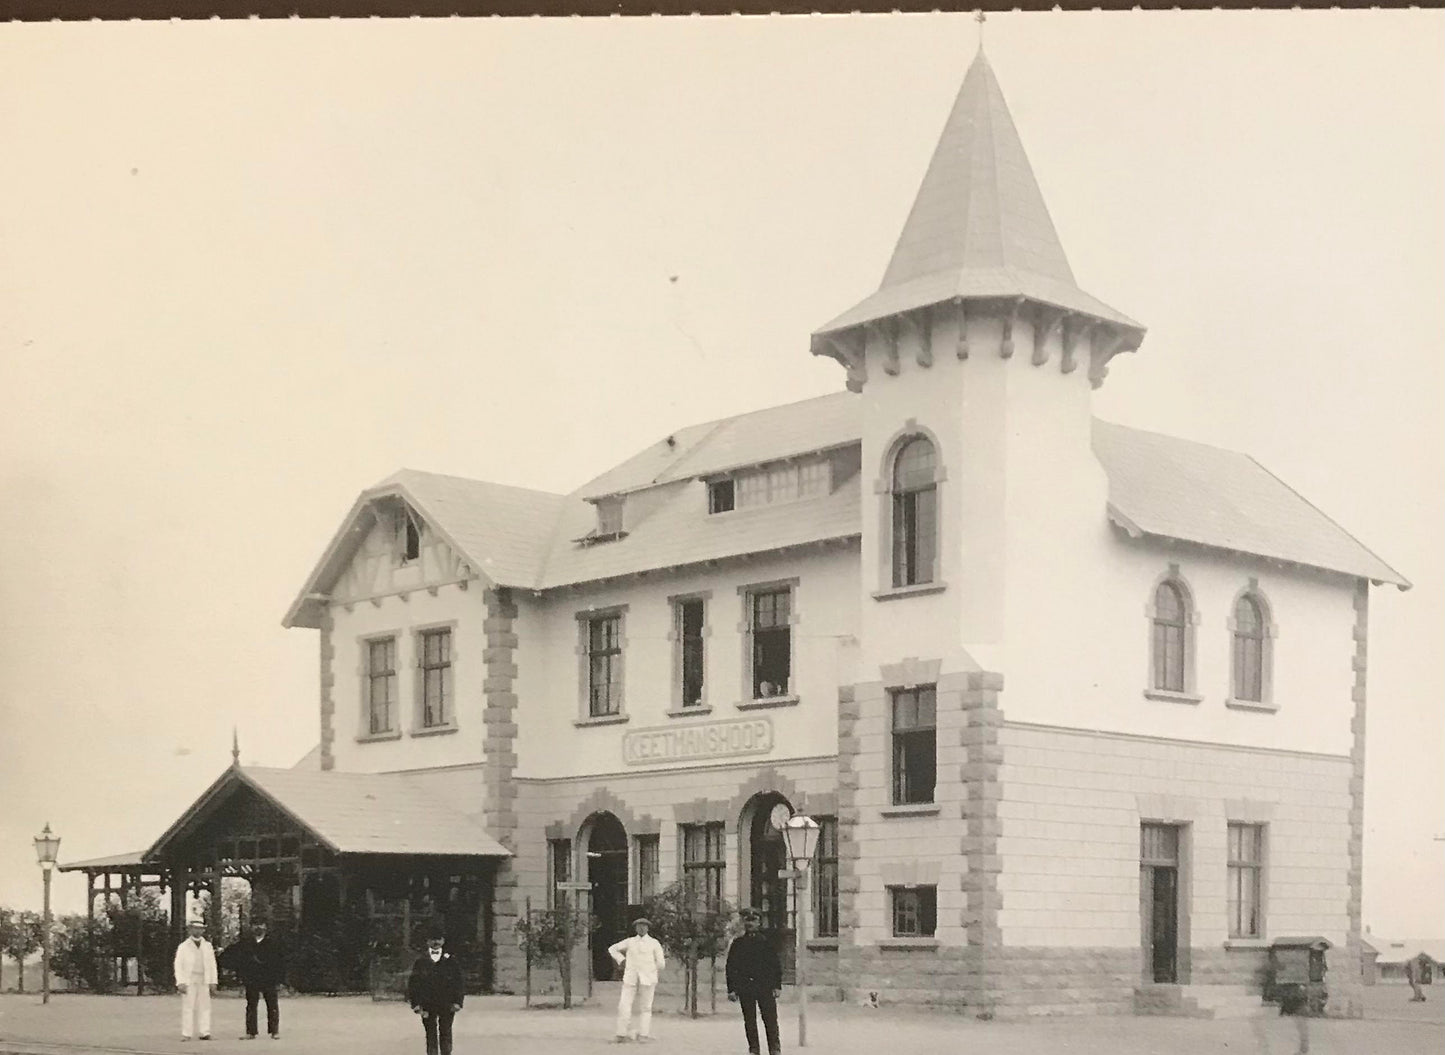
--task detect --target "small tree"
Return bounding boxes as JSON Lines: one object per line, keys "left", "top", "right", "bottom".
{"left": 1, "top": 910, "right": 43, "bottom": 993}
{"left": 641, "top": 882, "right": 734, "bottom": 1017}
{"left": 105, "top": 890, "right": 173, "bottom": 993}
{"left": 0, "top": 907, "right": 14, "bottom": 991}
{"left": 515, "top": 903, "right": 587, "bottom": 1009}
{"left": 51, "top": 913, "right": 114, "bottom": 992}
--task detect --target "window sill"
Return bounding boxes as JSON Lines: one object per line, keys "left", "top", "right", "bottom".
{"left": 806, "top": 939, "right": 839, "bottom": 951}
{"left": 1224, "top": 938, "right": 1269, "bottom": 950}
{"left": 877, "top": 938, "right": 938, "bottom": 950}
{"left": 737, "top": 694, "right": 799, "bottom": 711}
{"left": 1143, "top": 689, "right": 1203, "bottom": 705}
{"left": 355, "top": 730, "right": 402, "bottom": 743}
{"left": 666, "top": 705, "right": 714, "bottom": 718}
{"left": 880, "top": 803, "right": 940, "bottom": 818}
{"left": 1226, "top": 698, "right": 1279, "bottom": 713}
{"left": 574, "top": 714, "right": 630, "bottom": 728}
{"left": 410, "top": 724, "right": 459, "bottom": 738}
{"left": 871, "top": 581, "right": 947, "bottom": 603}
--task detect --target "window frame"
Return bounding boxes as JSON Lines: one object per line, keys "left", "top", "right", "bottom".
{"left": 812, "top": 816, "right": 839, "bottom": 939}
{"left": 576, "top": 606, "right": 628, "bottom": 722}
{"left": 888, "top": 885, "right": 937, "bottom": 938}
{"left": 1227, "top": 823, "right": 1266, "bottom": 940}
{"left": 680, "top": 822, "right": 726, "bottom": 912}
{"left": 1144, "top": 566, "right": 1200, "bottom": 703}
{"left": 890, "top": 435, "right": 939, "bottom": 588}
{"left": 1227, "top": 584, "right": 1277, "bottom": 711}
{"left": 740, "top": 581, "right": 798, "bottom": 703}
{"left": 548, "top": 838, "right": 572, "bottom": 911}
{"left": 398, "top": 507, "right": 422, "bottom": 564}
{"left": 890, "top": 685, "right": 938, "bottom": 806}
{"left": 415, "top": 625, "right": 455, "bottom": 731}
{"left": 670, "top": 594, "right": 709, "bottom": 712}
{"left": 707, "top": 478, "right": 735, "bottom": 514}
{"left": 635, "top": 834, "right": 661, "bottom": 902}
{"left": 362, "top": 634, "right": 399, "bottom": 737}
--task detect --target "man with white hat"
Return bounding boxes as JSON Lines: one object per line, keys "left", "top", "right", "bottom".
{"left": 607, "top": 917, "right": 666, "bottom": 1043}
{"left": 174, "top": 913, "right": 219, "bottom": 1041}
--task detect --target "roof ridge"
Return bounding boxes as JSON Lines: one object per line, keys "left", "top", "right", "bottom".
{"left": 374, "top": 467, "right": 566, "bottom": 501}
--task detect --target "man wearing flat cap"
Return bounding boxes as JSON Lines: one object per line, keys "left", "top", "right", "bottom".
{"left": 607, "top": 916, "right": 666, "bottom": 1043}
{"left": 726, "top": 909, "right": 782, "bottom": 1055}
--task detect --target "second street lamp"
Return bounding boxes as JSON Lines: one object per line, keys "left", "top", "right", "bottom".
{"left": 33, "top": 823, "right": 61, "bottom": 1006}
{"left": 780, "top": 815, "right": 820, "bottom": 1048}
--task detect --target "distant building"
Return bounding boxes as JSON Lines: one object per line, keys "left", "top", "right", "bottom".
{"left": 1374, "top": 939, "right": 1445, "bottom": 984}
{"left": 64, "top": 50, "right": 1408, "bottom": 1016}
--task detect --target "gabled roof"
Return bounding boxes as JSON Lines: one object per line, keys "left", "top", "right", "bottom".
{"left": 1374, "top": 939, "right": 1445, "bottom": 965}
{"left": 580, "top": 392, "right": 862, "bottom": 499}
{"left": 1094, "top": 421, "right": 1409, "bottom": 588}
{"left": 145, "top": 766, "right": 509, "bottom": 859}
{"left": 815, "top": 50, "right": 1138, "bottom": 336}
{"left": 283, "top": 392, "right": 1405, "bottom": 603}
{"left": 283, "top": 470, "right": 566, "bottom": 628}
{"left": 59, "top": 851, "right": 146, "bottom": 873}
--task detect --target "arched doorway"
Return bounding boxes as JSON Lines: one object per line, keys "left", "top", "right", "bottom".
{"left": 741, "top": 792, "right": 795, "bottom": 984}
{"left": 583, "top": 812, "right": 629, "bottom": 981}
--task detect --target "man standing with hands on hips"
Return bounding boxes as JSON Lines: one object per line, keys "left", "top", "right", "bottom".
{"left": 174, "top": 913, "right": 219, "bottom": 1042}
{"left": 607, "top": 917, "right": 666, "bottom": 1043}
{"left": 727, "top": 909, "right": 783, "bottom": 1055}
{"left": 405, "top": 928, "right": 465, "bottom": 1055}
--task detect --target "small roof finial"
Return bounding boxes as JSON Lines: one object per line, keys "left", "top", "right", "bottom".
{"left": 975, "top": 9, "right": 986, "bottom": 50}
{"left": 231, "top": 726, "right": 240, "bottom": 766}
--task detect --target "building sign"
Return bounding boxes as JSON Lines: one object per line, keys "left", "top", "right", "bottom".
{"left": 623, "top": 717, "right": 773, "bottom": 767}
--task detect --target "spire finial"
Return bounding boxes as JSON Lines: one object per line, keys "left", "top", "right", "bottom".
{"left": 975, "top": 8, "right": 986, "bottom": 49}
{"left": 231, "top": 727, "right": 240, "bottom": 766}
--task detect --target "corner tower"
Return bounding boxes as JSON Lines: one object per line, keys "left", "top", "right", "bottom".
{"left": 813, "top": 49, "right": 1145, "bottom": 675}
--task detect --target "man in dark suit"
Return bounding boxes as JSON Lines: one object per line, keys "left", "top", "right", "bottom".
{"left": 221, "top": 920, "right": 285, "bottom": 1040}
{"left": 405, "top": 929, "right": 465, "bottom": 1055}
{"left": 726, "top": 909, "right": 783, "bottom": 1055}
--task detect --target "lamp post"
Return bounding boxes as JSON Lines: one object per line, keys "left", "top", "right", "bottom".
{"left": 779, "top": 814, "right": 820, "bottom": 1049}
{"left": 33, "top": 823, "right": 61, "bottom": 1005}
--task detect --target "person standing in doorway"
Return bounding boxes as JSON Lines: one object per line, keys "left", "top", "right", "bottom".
{"left": 222, "top": 919, "right": 286, "bottom": 1039}
{"left": 726, "top": 909, "right": 782, "bottom": 1055}
{"left": 607, "top": 917, "right": 667, "bottom": 1043}
{"left": 406, "top": 929, "right": 465, "bottom": 1055}
{"left": 174, "top": 914, "right": 219, "bottom": 1042}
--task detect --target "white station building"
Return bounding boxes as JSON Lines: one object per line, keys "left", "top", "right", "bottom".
{"left": 71, "top": 49, "right": 1408, "bottom": 1017}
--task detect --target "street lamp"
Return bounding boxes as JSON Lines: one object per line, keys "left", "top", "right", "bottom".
{"left": 33, "top": 823, "right": 60, "bottom": 1005}
{"left": 780, "top": 814, "right": 820, "bottom": 1048}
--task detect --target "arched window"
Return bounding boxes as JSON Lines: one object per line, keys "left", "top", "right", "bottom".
{"left": 1232, "top": 594, "right": 1266, "bottom": 702}
{"left": 891, "top": 437, "right": 938, "bottom": 588}
{"left": 1151, "top": 580, "right": 1188, "bottom": 693}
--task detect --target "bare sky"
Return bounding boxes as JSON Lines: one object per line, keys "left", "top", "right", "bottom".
{"left": 1, "top": 11, "right": 1441, "bottom": 938}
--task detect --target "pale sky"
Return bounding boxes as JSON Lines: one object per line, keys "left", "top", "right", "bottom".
{"left": 1, "top": 11, "right": 1441, "bottom": 938}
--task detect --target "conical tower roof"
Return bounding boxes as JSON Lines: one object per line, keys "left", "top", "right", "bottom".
{"left": 815, "top": 50, "right": 1139, "bottom": 337}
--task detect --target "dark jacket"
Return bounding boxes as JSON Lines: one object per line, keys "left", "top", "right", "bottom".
{"left": 726, "top": 931, "right": 781, "bottom": 995}
{"left": 221, "top": 936, "right": 286, "bottom": 989}
{"left": 406, "top": 952, "right": 465, "bottom": 1014}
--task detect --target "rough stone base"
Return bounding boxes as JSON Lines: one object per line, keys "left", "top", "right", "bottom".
{"left": 835, "top": 944, "right": 1139, "bottom": 1018}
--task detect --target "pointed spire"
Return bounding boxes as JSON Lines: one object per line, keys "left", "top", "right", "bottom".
{"left": 813, "top": 50, "right": 1141, "bottom": 339}
{"left": 231, "top": 727, "right": 240, "bottom": 767}
{"left": 882, "top": 49, "right": 1074, "bottom": 291}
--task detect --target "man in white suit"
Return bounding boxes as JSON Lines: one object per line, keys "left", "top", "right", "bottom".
{"left": 174, "top": 914, "right": 219, "bottom": 1041}
{"left": 607, "top": 917, "right": 666, "bottom": 1043}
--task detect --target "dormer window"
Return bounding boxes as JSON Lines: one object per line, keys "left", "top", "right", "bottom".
{"left": 708, "top": 479, "right": 735, "bottom": 514}
{"left": 398, "top": 508, "right": 422, "bottom": 563}
{"left": 596, "top": 498, "right": 624, "bottom": 538}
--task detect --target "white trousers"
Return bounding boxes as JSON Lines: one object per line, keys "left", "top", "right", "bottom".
{"left": 615, "top": 979, "right": 656, "bottom": 1038}
{"left": 180, "top": 980, "right": 212, "bottom": 1038}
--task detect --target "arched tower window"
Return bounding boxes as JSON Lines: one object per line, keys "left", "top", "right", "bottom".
{"left": 891, "top": 437, "right": 938, "bottom": 588}
{"left": 1151, "top": 580, "right": 1189, "bottom": 693}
